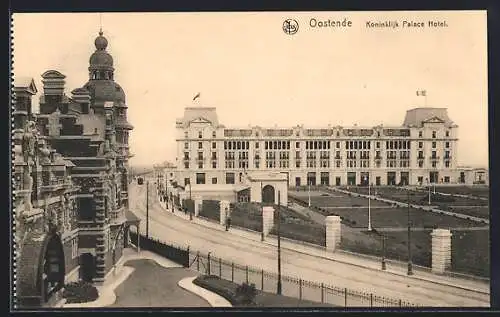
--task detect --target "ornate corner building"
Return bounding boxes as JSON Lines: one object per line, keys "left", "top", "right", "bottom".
{"left": 13, "top": 31, "right": 136, "bottom": 308}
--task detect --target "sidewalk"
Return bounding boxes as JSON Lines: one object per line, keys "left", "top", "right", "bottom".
{"left": 153, "top": 196, "right": 489, "bottom": 295}
{"left": 61, "top": 248, "right": 225, "bottom": 308}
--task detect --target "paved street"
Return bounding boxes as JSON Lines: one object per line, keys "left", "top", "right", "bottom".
{"left": 129, "top": 180, "right": 489, "bottom": 307}
{"left": 110, "top": 259, "right": 210, "bottom": 307}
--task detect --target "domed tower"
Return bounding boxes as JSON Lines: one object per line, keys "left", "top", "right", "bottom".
{"left": 83, "top": 30, "right": 127, "bottom": 107}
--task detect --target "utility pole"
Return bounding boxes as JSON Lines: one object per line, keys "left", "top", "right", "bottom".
{"left": 381, "top": 234, "right": 387, "bottom": 270}
{"left": 277, "top": 190, "right": 282, "bottom": 295}
{"left": 146, "top": 180, "right": 149, "bottom": 239}
{"left": 366, "top": 176, "right": 372, "bottom": 231}
{"left": 407, "top": 189, "right": 413, "bottom": 275}
{"left": 260, "top": 182, "right": 264, "bottom": 242}
{"left": 189, "top": 183, "right": 193, "bottom": 221}
{"left": 308, "top": 181, "right": 311, "bottom": 207}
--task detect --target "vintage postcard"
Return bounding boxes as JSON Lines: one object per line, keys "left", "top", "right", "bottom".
{"left": 11, "top": 11, "right": 489, "bottom": 310}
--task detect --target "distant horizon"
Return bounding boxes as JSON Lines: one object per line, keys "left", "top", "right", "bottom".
{"left": 13, "top": 11, "right": 488, "bottom": 168}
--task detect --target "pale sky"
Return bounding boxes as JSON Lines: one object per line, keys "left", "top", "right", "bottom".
{"left": 12, "top": 11, "right": 488, "bottom": 168}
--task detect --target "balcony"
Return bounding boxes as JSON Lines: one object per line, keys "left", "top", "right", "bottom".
{"left": 444, "top": 156, "right": 452, "bottom": 160}
{"left": 41, "top": 178, "right": 67, "bottom": 192}
{"left": 417, "top": 156, "right": 425, "bottom": 160}
{"left": 429, "top": 156, "right": 440, "bottom": 161}
{"left": 334, "top": 156, "right": 342, "bottom": 160}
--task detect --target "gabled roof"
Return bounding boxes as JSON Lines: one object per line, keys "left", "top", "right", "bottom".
{"left": 13, "top": 77, "right": 38, "bottom": 94}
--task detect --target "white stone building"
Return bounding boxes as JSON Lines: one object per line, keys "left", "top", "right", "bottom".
{"left": 170, "top": 106, "right": 485, "bottom": 190}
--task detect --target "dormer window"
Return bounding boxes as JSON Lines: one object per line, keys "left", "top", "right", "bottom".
{"left": 418, "top": 131, "right": 423, "bottom": 138}
{"left": 212, "top": 131, "right": 216, "bottom": 138}
{"left": 184, "top": 131, "right": 188, "bottom": 139}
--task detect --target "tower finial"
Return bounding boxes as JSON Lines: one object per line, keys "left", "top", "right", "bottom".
{"left": 99, "top": 13, "right": 103, "bottom": 35}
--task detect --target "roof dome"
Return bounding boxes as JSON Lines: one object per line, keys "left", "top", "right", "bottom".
{"left": 94, "top": 30, "right": 108, "bottom": 50}
{"left": 83, "top": 80, "right": 126, "bottom": 103}
{"left": 89, "top": 30, "right": 114, "bottom": 70}
{"left": 89, "top": 50, "right": 114, "bottom": 68}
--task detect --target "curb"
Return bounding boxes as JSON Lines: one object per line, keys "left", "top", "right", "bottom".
{"left": 178, "top": 276, "right": 232, "bottom": 307}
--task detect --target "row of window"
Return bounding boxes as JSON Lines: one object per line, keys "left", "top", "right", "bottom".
{"left": 186, "top": 129, "right": 452, "bottom": 140}
{"left": 185, "top": 149, "right": 452, "bottom": 162}
{"left": 185, "top": 158, "right": 452, "bottom": 170}
{"left": 185, "top": 139, "right": 453, "bottom": 151}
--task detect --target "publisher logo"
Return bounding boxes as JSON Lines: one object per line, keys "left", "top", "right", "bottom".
{"left": 283, "top": 19, "right": 299, "bottom": 35}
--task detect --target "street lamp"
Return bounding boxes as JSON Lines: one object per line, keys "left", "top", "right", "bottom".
{"left": 146, "top": 180, "right": 149, "bottom": 239}
{"left": 308, "top": 181, "right": 311, "bottom": 207}
{"left": 277, "top": 190, "right": 282, "bottom": 295}
{"left": 407, "top": 189, "right": 413, "bottom": 275}
{"left": 426, "top": 178, "right": 431, "bottom": 205}
{"left": 381, "top": 233, "right": 387, "bottom": 270}
{"left": 188, "top": 182, "right": 193, "bottom": 221}
{"left": 260, "top": 182, "right": 264, "bottom": 242}
{"left": 364, "top": 176, "right": 372, "bottom": 231}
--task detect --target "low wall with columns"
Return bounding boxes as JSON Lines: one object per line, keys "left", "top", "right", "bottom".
{"left": 262, "top": 206, "right": 275, "bottom": 238}
{"left": 194, "top": 196, "right": 202, "bottom": 217}
{"left": 325, "top": 215, "right": 341, "bottom": 252}
{"left": 431, "top": 228, "right": 452, "bottom": 274}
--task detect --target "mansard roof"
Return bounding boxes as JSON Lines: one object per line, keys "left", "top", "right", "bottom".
{"left": 403, "top": 107, "right": 454, "bottom": 127}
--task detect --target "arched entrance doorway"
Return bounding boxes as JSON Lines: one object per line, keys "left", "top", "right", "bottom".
{"left": 262, "top": 185, "right": 275, "bottom": 205}
{"left": 40, "top": 234, "right": 65, "bottom": 303}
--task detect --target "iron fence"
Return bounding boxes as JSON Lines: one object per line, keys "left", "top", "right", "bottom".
{"left": 187, "top": 250, "right": 418, "bottom": 308}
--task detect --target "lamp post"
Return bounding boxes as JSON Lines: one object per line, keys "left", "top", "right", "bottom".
{"left": 381, "top": 233, "right": 387, "bottom": 270}
{"left": 188, "top": 182, "right": 193, "bottom": 221}
{"left": 277, "top": 190, "right": 282, "bottom": 295}
{"left": 146, "top": 180, "right": 149, "bottom": 239}
{"left": 407, "top": 189, "right": 413, "bottom": 275}
{"left": 308, "top": 181, "right": 311, "bottom": 207}
{"left": 365, "top": 176, "right": 372, "bottom": 231}
{"left": 260, "top": 182, "right": 264, "bottom": 242}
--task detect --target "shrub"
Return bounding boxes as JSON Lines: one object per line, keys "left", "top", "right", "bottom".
{"left": 62, "top": 281, "right": 99, "bottom": 304}
{"left": 235, "top": 282, "right": 257, "bottom": 305}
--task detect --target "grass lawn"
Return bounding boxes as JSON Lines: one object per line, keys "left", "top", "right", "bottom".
{"left": 110, "top": 259, "right": 210, "bottom": 307}
{"left": 340, "top": 229, "right": 432, "bottom": 267}
{"left": 341, "top": 187, "right": 489, "bottom": 219}
{"left": 451, "top": 229, "right": 490, "bottom": 277}
{"left": 193, "top": 275, "right": 335, "bottom": 307}
{"left": 433, "top": 186, "right": 489, "bottom": 198}
{"left": 199, "top": 200, "right": 220, "bottom": 222}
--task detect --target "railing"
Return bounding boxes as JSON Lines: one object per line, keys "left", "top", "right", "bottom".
{"left": 188, "top": 250, "right": 419, "bottom": 308}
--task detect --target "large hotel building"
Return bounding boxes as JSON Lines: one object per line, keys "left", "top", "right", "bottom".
{"left": 173, "top": 106, "right": 483, "bottom": 188}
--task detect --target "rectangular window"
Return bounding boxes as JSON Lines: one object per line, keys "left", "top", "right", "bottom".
{"left": 184, "top": 142, "right": 189, "bottom": 149}
{"left": 444, "top": 176, "right": 450, "bottom": 183}
{"left": 445, "top": 161, "right": 450, "bottom": 168}
{"left": 446, "top": 131, "right": 450, "bottom": 137}
{"left": 256, "top": 142, "right": 259, "bottom": 149}
{"left": 198, "top": 162, "right": 203, "bottom": 169}
{"left": 212, "top": 161, "right": 217, "bottom": 168}
{"left": 184, "top": 162, "right": 189, "bottom": 169}
{"left": 432, "top": 161, "right": 437, "bottom": 168}
{"left": 419, "top": 131, "right": 423, "bottom": 137}
{"left": 432, "top": 131, "right": 436, "bottom": 138}
{"left": 71, "top": 238, "right": 78, "bottom": 259}
{"left": 212, "top": 142, "right": 216, "bottom": 149}
{"left": 225, "top": 173, "right": 235, "bottom": 184}
{"left": 184, "top": 178, "right": 190, "bottom": 185}
{"left": 418, "top": 142, "right": 423, "bottom": 148}
{"left": 418, "top": 161, "right": 423, "bottom": 168}
{"left": 432, "top": 142, "right": 436, "bottom": 148}
{"left": 198, "top": 142, "right": 203, "bottom": 149}
{"left": 212, "top": 177, "right": 217, "bottom": 184}
{"left": 196, "top": 173, "right": 206, "bottom": 184}
{"left": 445, "top": 142, "right": 450, "bottom": 148}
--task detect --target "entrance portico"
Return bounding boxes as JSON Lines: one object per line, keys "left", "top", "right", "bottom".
{"left": 246, "top": 171, "right": 288, "bottom": 206}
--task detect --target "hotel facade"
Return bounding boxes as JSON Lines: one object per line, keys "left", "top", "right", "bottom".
{"left": 173, "top": 106, "right": 483, "bottom": 188}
